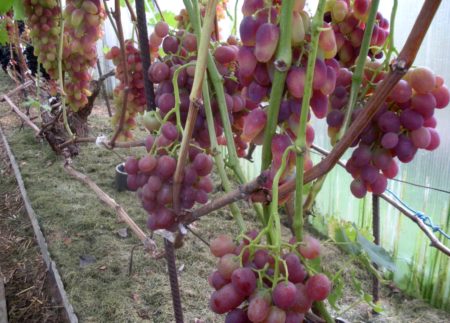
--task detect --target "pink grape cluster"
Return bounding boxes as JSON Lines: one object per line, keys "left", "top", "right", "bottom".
{"left": 24, "top": 0, "right": 61, "bottom": 79}
{"left": 148, "top": 21, "right": 251, "bottom": 154}
{"left": 324, "top": 0, "right": 390, "bottom": 66}
{"left": 208, "top": 232, "right": 332, "bottom": 322}
{"left": 124, "top": 126, "right": 214, "bottom": 231}
{"left": 62, "top": 0, "right": 105, "bottom": 111}
{"left": 237, "top": 0, "right": 344, "bottom": 189}
{"left": 343, "top": 67, "right": 449, "bottom": 198}
{"left": 106, "top": 41, "right": 147, "bottom": 140}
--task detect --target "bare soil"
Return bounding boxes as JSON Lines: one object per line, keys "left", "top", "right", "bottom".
{"left": 0, "top": 124, "right": 65, "bottom": 321}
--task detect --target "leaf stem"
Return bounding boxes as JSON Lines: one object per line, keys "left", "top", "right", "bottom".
{"left": 293, "top": 0, "right": 327, "bottom": 242}
{"left": 202, "top": 78, "right": 246, "bottom": 232}
{"left": 56, "top": 5, "right": 73, "bottom": 138}
{"left": 172, "top": 0, "right": 218, "bottom": 213}
{"left": 260, "top": 0, "right": 295, "bottom": 171}
{"left": 339, "top": 0, "right": 380, "bottom": 137}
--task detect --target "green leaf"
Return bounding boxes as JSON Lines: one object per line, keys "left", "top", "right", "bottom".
{"left": 13, "top": 0, "right": 25, "bottom": 20}
{"left": 23, "top": 98, "right": 42, "bottom": 109}
{"left": 305, "top": 256, "right": 321, "bottom": 274}
{"left": 0, "top": 0, "right": 14, "bottom": 14}
{"left": 372, "top": 302, "right": 384, "bottom": 313}
{"left": 327, "top": 275, "right": 344, "bottom": 310}
{"left": 334, "top": 226, "right": 361, "bottom": 255}
{"left": 363, "top": 292, "right": 384, "bottom": 313}
{"left": 357, "top": 232, "right": 396, "bottom": 271}
{"left": 41, "top": 104, "right": 51, "bottom": 112}
{"left": 0, "top": 22, "right": 8, "bottom": 45}
{"left": 363, "top": 292, "right": 373, "bottom": 303}
{"left": 157, "top": 11, "right": 177, "bottom": 29}
{"left": 350, "top": 271, "right": 364, "bottom": 296}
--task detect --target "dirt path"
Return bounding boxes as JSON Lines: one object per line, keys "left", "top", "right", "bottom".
{"left": 0, "top": 127, "right": 65, "bottom": 322}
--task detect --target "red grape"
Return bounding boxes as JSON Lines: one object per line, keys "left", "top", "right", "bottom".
{"left": 247, "top": 291, "right": 271, "bottom": 322}
{"left": 272, "top": 281, "right": 297, "bottom": 310}
{"left": 231, "top": 267, "right": 257, "bottom": 296}
{"left": 254, "top": 23, "right": 279, "bottom": 63}
{"left": 305, "top": 274, "right": 332, "bottom": 301}
{"left": 154, "top": 21, "right": 169, "bottom": 38}
{"left": 210, "top": 235, "right": 236, "bottom": 258}
{"left": 210, "top": 283, "right": 245, "bottom": 314}
{"left": 218, "top": 254, "right": 241, "bottom": 280}
{"left": 299, "top": 235, "right": 321, "bottom": 259}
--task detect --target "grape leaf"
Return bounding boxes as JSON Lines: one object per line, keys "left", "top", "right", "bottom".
{"left": 363, "top": 292, "right": 384, "bottom": 313}
{"left": 0, "top": 21, "right": 8, "bottom": 45}
{"left": 305, "top": 256, "right": 321, "bottom": 274}
{"left": 357, "top": 232, "right": 396, "bottom": 271}
{"left": 0, "top": 0, "right": 13, "bottom": 14}
{"left": 159, "top": 11, "right": 177, "bottom": 29}
{"left": 13, "top": 0, "right": 25, "bottom": 20}
{"left": 334, "top": 226, "right": 361, "bottom": 255}
{"left": 350, "top": 271, "right": 363, "bottom": 295}
{"left": 327, "top": 275, "right": 344, "bottom": 310}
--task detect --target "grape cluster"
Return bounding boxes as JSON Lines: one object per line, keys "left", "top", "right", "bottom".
{"left": 237, "top": 0, "right": 342, "bottom": 188}
{"left": 342, "top": 67, "right": 449, "bottom": 198}
{"left": 24, "top": 0, "right": 61, "bottom": 79}
{"left": 63, "top": 0, "right": 105, "bottom": 111}
{"left": 148, "top": 21, "right": 248, "bottom": 152}
{"left": 124, "top": 126, "right": 214, "bottom": 231}
{"left": 208, "top": 233, "right": 332, "bottom": 322}
{"left": 324, "top": 0, "right": 390, "bottom": 67}
{"left": 106, "top": 41, "right": 146, "bottom": 140}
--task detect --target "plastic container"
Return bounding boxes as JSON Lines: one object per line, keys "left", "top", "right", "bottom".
{"left": 115, "top": 163, "right": 128, "bottom": 191}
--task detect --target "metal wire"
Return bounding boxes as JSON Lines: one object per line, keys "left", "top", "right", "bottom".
{"left": 385, "top": 189, "right": 450, "bottom": 240}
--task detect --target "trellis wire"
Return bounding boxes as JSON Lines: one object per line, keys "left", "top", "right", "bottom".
{"left": 385, "top": 189, "right": 450, "bottom": 240}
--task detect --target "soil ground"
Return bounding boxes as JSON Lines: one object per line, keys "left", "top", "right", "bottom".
{"left": 0, "top": 96, "right": 65, "bottom": 320}
{"left": 0, "top": 73, "right": 449, "bottom": 323}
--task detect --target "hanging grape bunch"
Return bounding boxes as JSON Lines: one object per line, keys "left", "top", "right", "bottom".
{"left": 63, "top": 0, "right": 106, "bottom": 111}
{"left": 124, "top": 129, "right": 214, "bottom": 231}
{"left": 320, "top": 0, "right": 450, "bottom": 198}
{"left": 106, "top": 41, "right": 147, "bottom": 140}
{"left": 324, "top": 0, "right": 390, "bottom": 66}
{"left": 23, "top": 0, "right": 61, "bottom": 79}
{"left": 208, "top": 232, "right": 332, "bottom": 322}
{"left": 236, "top": 0, "right": 341, "bottom": 190}
{"left": 148, "top": 20, "right": 250, "bottom": 152}
{"left": 325, "top": 0, "right": 391, "bottom": 141}
{"left": 345, "top": 66, "right": 450, "bottom": 198}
